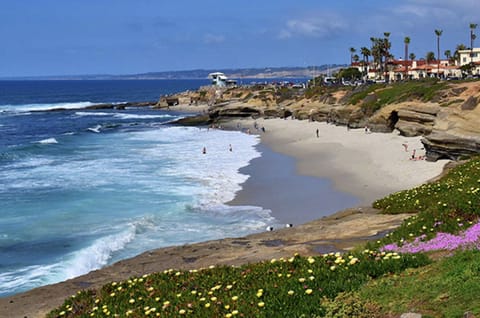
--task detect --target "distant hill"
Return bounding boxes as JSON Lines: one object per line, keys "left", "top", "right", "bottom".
{"left": 4, "top": 65, "right": 346, "bottom": 80}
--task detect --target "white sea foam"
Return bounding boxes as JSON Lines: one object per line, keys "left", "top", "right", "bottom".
{"left": 0, "top": 264, "right": 58, "bottom": 296}
{"left": 75, "top": 111, "right": 174, "bottom": 120}
{"left": 75, "top": 111, "right": 111, "bottom": 117}
{"left": 36, "top": 137, "right": 58, "bottom": 144}
{"left": 0, "top": 220, "right": 142, "bottom": 295}
{"left": 87, "top": 125, "right": 102, "bottom": 133}
{"left": 129, "top": 126, "right": 262, "bottom": 208}
{"left": 1, "top": 102, "right": 95, "bottom": 113}
{"left": 62, "top": 227, "right": 137, "bottom": 279}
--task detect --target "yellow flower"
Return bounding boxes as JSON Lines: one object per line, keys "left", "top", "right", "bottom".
{"left": 226, "top": 314, "right": 232, "bottom": 318}
{"left": 305, "top": 289, "right": 313, "bottom": 295}
{"left": 205, "top": 303, "right": 211, "bottom": 308}
{"left": 270, "top": 258, "right": 277, "bottom": 263}
{"left": 231, "top": 296, "right": 239, "bottom": 301}
{"left": 179, "top": 309, "right": 186, "bottom": 315}
{"left": 288, "top": 290, "right": 294, "bottom": 295}
{"left": 307, "top": 257, "right": 315, "bottom": 264}
{"left": 330, "top": 265, "right": 336, "bottom": 271}
{"left": 211, "top": 296, "right": 218, "bottom": 302}
{"left": 109, "top": 292, "right": 115, "bottom": 297}
{"left": 258, "top": 301, "right": 265, "bottom": 308}
{"left": 298, "top": 277, "right": 306, "bottom": 283}
{"left": 232, "top": 310, "right": 239, "bottom": 315}
{"left": 224, "top": 305, "right": 230, "bottom": 310}
{"left": 129, "top": 299, "right": 135, "bottom": 304}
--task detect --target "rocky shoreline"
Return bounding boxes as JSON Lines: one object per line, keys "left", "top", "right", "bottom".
{"left": 0, "top": 206, "right": 409, "bottom": 318}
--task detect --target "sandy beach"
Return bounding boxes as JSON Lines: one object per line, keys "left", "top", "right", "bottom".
{"left": 0, "top": 115, "right": 449, "bottom": 318}
{"left": 229, "top": 117, "right": 448, "bottom": 206}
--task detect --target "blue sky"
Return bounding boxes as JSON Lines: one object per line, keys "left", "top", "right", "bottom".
{"left": 1, "top": 0, "right": 479, "bottom": 77}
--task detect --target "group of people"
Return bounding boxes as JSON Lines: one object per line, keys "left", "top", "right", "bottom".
{"left": 402, "top": 143, "right": 426, "bottom": 160}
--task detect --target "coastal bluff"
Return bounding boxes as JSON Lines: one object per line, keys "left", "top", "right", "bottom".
{"left": 165, "top": 81, "right": 480, "bottom": 161}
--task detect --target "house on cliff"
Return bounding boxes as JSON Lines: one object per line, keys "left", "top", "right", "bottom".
{"left": 352, "top": 48, "right": 480, "bottom": 82}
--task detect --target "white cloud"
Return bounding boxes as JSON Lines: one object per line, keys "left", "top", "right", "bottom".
{"left": 278, "top": 13, "right": 347, "bottom": 39}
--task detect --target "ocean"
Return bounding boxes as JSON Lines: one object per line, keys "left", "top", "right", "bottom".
{"left": 0, "top": 79, "right": 359, "bottom": 298}
{"left": 0, "top": 79, "right": 278, "bottom": 297}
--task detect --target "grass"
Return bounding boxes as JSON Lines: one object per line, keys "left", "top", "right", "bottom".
{"left": 46, "top": 157, "right": 480, "bottom": 317}
{"left": 346, "top": 79, "right": 448, "bottom": 114}
{"left": 359, "top": 249, "right": 480, "bottom": 317}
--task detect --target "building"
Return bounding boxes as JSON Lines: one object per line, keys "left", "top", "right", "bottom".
{"left": 208, "top": 72, "right": 228, "bottom": 87}
{"left": 457, "top": 48, "right": 480, "bottom": 75}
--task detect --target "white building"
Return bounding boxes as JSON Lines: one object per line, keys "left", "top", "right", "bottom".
{"left": 208, "top": 72, "right": 228, "bottom": 87}
{"left": 457, "top": 48, "right": 480, "bottom": 75}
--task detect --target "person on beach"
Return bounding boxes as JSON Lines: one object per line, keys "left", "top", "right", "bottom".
{"left": 261, "top": 126, "right": 265, "bottom": 133}
{"left": 229, "top": 144, "right": 232, "bottom": 152}
{"left": 316, "top": 128, "right": 319, "bottom": 138}
{"left": 202, "top": 147, "right": 206, "bottom": 154}
{"left": 402, "top": 143, "right": 408, "bottom": 152}
{"left": 411, "top": 149, "right": 416, "bottom": 160}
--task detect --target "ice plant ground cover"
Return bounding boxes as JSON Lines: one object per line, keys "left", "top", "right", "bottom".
{"left": 47, "top": 252, "right": 429, "bottom": 317}
{"left": 47, "top": 157, "right": 480, "bottom": 317}
{"left": 371, "top": 156, "right": 480, "bottom": 252}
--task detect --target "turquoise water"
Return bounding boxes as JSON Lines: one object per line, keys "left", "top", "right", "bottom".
{"left": 0, "top": 80, "right": 272, "bottom": 296}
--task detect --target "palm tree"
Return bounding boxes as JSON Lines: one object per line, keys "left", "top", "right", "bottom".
{"left": 383, "top": 32, "right": 391, "bottom": 82}
{"left": 360, "top": 47, "right": 371, "bottom": 79}
{"left": 435, "top": 29, "right": 443, "bottom": 77}
{"left": 409, "top": 53, "right": 416, "bottom": 61}
{"left": 470, "top": 23, "right": 478, "bottom": 64}
{"left": 349, "top": 47, "right": 356, "bottom": 65}
{"left": 404, "top": 36, "right": 411, "bottom": 79}
{"left": 426, "top": 51, "right": 436, "bottom": 64}
{"left": 444, "top": 50, "right": 453, "bottom": 65}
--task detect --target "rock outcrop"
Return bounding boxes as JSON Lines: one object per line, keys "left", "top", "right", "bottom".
{"left": 422, "top": 131, "right": 480, "bottom": 161}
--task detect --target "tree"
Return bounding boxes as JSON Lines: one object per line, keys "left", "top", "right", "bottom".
{"left": 337, "top": 67, "right": 362, "bottom": 81}
{"left": 404, "top": 36, "right": 411, "bottom": 79}
{"left": 435, "top": 29, "right": 443, "bottom": 77}
{"left": 353, "top": 54, "right": 360, "bottom": 63}
{"left": 360, "top": 47, "right": 371, "bottom": 78}
{"left": 470, "top": 23, "right": 478, "bottom": 65}
{"left": 445, "top": 50, "right": 454, "bottom": 65}
{"left": 383, "top": 32, "right": 391, "bottom": 82}
{"left": 426, "top": 51, "right": 436, "bottom": 64}
{"left": 409, "top": 53, "right": 416, "bottom": 61}
{"left": 349, "top": 47, "right": 356, "bottom": 65}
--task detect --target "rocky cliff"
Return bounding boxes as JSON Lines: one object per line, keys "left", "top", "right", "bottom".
{"left": 167, "top": 81, "right": 480, "bottom": 161}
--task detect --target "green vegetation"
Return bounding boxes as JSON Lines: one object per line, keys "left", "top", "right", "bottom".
{"left": 47, "top": 158, "right": 480, "bottom": 318}
{"left": 336, "top": 67, "right": 362, "bottom": 81}
{"left": 47, "top": 252, "right": 429, "bottom": 317}
{"left": 359, "top": 249, "right": 480, "bottom": 317}
{"left": 347, "top": 79, "right": 448, "bottom": 115}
